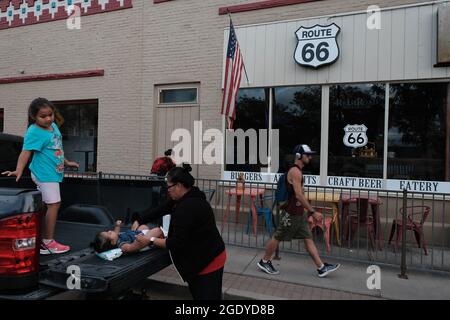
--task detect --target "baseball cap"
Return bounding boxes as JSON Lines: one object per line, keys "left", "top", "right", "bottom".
{"left": 293, "top": 144, "right": 317, "bottom": 156}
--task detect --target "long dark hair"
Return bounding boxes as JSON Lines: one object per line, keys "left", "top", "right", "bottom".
{"left": 28, "top": 97, "right": 55, "bottom": 124}
{"left": 166, "top": 163, "right": 195, "bottom": 188}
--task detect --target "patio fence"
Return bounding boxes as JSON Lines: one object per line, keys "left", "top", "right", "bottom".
{"left": 4, "top": 172, "right": 447, "bottom": 274}
{"left": 195, "top": 178, "right": 450, "bottom": 274}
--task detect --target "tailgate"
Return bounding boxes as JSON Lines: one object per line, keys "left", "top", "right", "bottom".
{"left": 39, "top": 221, "right": 171, "bottom": 296}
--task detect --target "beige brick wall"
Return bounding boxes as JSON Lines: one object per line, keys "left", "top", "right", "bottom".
{"left": 0, "top": 0, "right": 429, "bottom": 177}
{"left": 0, "top": 1, "right": 145, "bottom": 174}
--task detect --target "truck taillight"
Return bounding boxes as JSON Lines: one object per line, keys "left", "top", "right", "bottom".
{"left": 0, "top": 213, "right": 40, "bottom": 275}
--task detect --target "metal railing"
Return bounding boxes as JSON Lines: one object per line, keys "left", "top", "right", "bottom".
{"left": 4, "top": 172, "right": 447, "bottom": 274}
{"left": 195, "top": 178, "right": 450, "bottom": 274}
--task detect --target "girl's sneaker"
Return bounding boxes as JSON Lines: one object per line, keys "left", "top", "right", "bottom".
{"left": 40, "top": 240, "right": 70, "bottom": 255}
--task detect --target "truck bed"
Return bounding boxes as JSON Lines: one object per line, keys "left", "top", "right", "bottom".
{"left": 0, "top": 220, "right": 171, "bottom": 300}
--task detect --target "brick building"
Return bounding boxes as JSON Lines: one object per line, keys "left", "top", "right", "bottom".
{"left": 1, "top": 0, "right": 450, "bottom": 194}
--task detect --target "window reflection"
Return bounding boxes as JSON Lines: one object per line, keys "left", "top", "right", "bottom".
{"left": 388, "top": 83, "right": 448, "bottom": 181}
{"left": 226, "top": 88, "right": 269, "bottom": 172}
{"left": 328, "top": 84, "right": 385, "bottom": 178}
{"left": 54, "top": 101, "right": 98, "bottom": 173}
{"left": 273, "top": 86, "right": 321, "bottom": 174}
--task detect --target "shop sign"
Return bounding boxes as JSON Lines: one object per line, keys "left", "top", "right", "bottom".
{"left": 223, "top": 171, "right": 320, "bottom": 185}
{"left": 294, "top": 23, "right": 340, "bottom": 68}
{"left": 343, "top": 124, "right": 368, "bottom": 148}
{"left": 224, "top": 172, "right": 450, "bottom": 194}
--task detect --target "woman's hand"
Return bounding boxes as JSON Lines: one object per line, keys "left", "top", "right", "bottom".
{"left": 1, "top": 170, "right": 22, "bottom": 182}
{"left": 311, "top": 211, "right": 324, "bottom": 223}
{"left": 136, "top": 234, "right": 152, "bottom": 246}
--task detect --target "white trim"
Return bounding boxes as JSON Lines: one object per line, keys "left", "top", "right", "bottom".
{"left": 383, "top": 83, "right": 390, "bottom": 182}
{"left": 320, "top": 85, "right": 329, "bottom": 185}
{"left": 221, "top": 115, "right": 225, "bottom": 177}
{"left": 268, "top": 88, "right": 273, "bottom": 173}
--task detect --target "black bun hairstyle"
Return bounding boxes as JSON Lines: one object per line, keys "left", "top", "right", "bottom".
{"left": 167, "top": 163, "right": 194, "bottom": 188}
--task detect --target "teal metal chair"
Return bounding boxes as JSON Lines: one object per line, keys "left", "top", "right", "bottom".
{"left": 247, "top": 195, "right": 275, "bottom": 235}
{"left": 201, "top": 188, "right": 216, "bottom": 203}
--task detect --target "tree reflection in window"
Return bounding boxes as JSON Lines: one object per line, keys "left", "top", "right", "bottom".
{"left": 388, "top": 83, "right": 448, "bottom": 181}
{"left": 273, "top": 86, "right": 321, "bottom": 174}
{"left": 226, "top": 88, "right": 269, "bottom": 172}
{"left": 328, "top": 84, "right": 385, "bottom": 178}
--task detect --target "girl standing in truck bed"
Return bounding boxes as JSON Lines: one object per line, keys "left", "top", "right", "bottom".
{"left": 2, "top": 98, "right": 79, "bottom": 255}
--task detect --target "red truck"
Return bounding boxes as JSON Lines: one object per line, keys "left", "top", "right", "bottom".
{"left": 0, "top": 133, "right": 171, "bottom": 299}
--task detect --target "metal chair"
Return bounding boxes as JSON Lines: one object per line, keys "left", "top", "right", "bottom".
{"left": 201, "top": 188, "right": 216, "bottom": 203}
{"left": 388, "top": 206, "right": 431, "bottom": 255}
{"left": 309, "top": 206, "right": 334, "bottom": 253}
{"left": 343, "top": 198, "right": 377, "bottom": 250}
{"left": 246, "top": 195, "right": 274, "bottom": 235}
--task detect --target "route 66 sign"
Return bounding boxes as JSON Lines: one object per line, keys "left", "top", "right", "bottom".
{"left": 294, "top": 23, "right": 340, "bottom": 68}
{"left": 343, "top": 124, "right": 368, "bottom": 148}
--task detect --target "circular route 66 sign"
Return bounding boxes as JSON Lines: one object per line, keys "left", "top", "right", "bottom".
{"left": 294, "top": 23, "right": 341, "bottom": 68}
{"left": 343, "top": 124, "right": 368, "bottom": 148}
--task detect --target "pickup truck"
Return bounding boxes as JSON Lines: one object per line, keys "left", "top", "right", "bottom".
{"left": 0, "top": 133, "right": 172, "bottom": 299}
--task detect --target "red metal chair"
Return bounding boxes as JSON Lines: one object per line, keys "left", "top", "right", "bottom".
{"left": 388, "top": 206, "right": 431, "bottom": 255}
{"left": 308, "top": 206, "right": 334, "bottom": 253}
{"left": 343, "top": 198, "right": 377, "bottom": 250}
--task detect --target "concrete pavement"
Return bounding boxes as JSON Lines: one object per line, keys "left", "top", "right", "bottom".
{"left": 146, "top": 244, "right": 450, "bottom": 300}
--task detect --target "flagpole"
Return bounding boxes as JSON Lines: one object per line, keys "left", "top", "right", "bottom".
{"left": 228, "top": 12, "right": 250, "bottom": 86}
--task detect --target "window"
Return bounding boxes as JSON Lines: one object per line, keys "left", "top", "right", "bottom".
{"left": 159, "top": 88, "right": 198, "bottom": 105}
{"left": 328, "top": 84, "right": 385, "bottom": 178}
{"left": 388, "top": 83, "right": 449, "bottom": 181}
{"left": 53, "top": 100, "right": 98, "bottom": 172}
{"left": 0, "top": 108, "right": 3, "bottom": 132}
{"left": 226, "top": 88, "right": 269, "bottom": 172}
{"left": 0, "top": 136, "right": 22, "bottom": 174}
{"left": 273, "top": 86, "right": 321, "bottom": 174}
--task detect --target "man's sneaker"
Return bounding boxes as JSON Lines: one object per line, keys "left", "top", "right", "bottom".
{"left": 317, "top": 262, "right": 340, "bottom": 278}
{"left": 40, "top": 240, "right": 70, "bottom": 255}
{"left": 257, "top": 259, "right": 279, "bottom": 275}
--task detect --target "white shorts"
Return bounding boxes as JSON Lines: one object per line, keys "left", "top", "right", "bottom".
{"left": 31, "top": 173, "right": 61, "bottom": 204}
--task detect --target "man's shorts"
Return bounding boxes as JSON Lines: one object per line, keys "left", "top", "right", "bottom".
{"left": 272, "top": 210, "right": 312, "bottom": 241}
{"left": 31, "top": 173, "right": 61, "bottom": 204}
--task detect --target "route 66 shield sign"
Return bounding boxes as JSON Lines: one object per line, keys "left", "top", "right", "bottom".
{"left": 294, "top": 23, "right": 340, "bottom": 68}
{"left": 343, "top": 124, "right": 368, "bottom": 148}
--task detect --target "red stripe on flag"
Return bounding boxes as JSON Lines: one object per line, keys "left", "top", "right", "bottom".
{"left": 221, "top": 57, "right": 231, "bottom": 115}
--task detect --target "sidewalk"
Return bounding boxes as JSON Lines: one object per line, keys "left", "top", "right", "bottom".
{"left": 147, "top": 244, "right": 450, "bottom": 300}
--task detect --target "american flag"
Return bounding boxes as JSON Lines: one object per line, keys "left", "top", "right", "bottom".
{"left": 221, "top": 20, "right": 244, "bottom": 129}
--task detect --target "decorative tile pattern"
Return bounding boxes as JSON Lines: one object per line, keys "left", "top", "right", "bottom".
{"left": 0, "top": 0, "right": 132, "bottom": 30}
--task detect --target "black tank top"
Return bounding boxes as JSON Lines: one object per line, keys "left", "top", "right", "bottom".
{"left": 283, "top": 164, "right": 305, "bottom": 216}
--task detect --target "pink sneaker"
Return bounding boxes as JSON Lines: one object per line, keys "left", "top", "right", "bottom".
{"left": 40, "top": 240, "right": 70, "bottom": 255}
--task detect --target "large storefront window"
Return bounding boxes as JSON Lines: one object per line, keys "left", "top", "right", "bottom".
{"left": 54, "top": 100, "right": 99, "bottom": 172}
{"left": 273, "top": 86, "right": 321, "bottom": 174}
{"left": 388, "top": 83, "right": 449, "bottom": 181}
{"left": 226, "top": 88, "right": 269, "bottom": 172}
{"left": 328, "top": 84, "right": 385, "bottom": 178}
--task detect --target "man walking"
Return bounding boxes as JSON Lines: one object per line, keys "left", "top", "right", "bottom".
{"left": 257, "top": 144, "right": 340, "bottom": 277}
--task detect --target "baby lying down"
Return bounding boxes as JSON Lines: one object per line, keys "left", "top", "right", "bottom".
{"left": 93, "top": 220, "right": 164, "bottom": 254}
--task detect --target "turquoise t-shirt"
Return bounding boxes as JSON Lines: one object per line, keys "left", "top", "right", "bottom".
{"left": 23, "top": 123, "right": 64, "bottom": 183}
